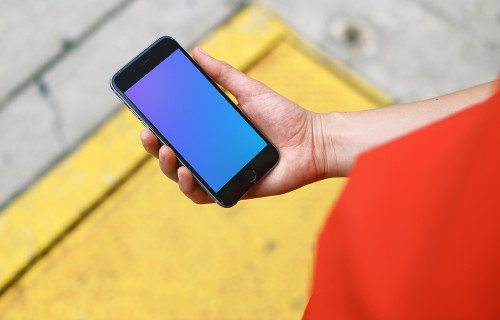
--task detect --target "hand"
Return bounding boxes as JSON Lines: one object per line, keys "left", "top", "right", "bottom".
{"left": 140, "top": 47, "right": 337, "bottom": 204}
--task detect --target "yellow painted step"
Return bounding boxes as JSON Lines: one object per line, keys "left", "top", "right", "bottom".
{"left": 0, "top": 108, "right": 145, "bottom": 292}
{"left": 0, "top": 3, "right": 391, "bottom": 319}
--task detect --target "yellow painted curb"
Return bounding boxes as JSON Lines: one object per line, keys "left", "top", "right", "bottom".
{"left": 0, "top": 108, "right": 144, "bottom": 292}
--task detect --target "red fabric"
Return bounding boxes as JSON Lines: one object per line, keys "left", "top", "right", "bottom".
{"left": 304, "top": 88, "right": 500, "bottom": 319}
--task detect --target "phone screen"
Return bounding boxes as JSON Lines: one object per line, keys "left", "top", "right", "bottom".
{"left": 124, "top": 48, "right": 267, "bottom": 192}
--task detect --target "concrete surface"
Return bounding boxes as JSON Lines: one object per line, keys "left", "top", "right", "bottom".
{"left": 0, "top": 0, "right": 499, "bottom": 210}
{"left": 0, "top": 0, "right": 124, "bottom": 102}
{"left": 0, "top": 85, "right": 66, "bottom": 206}
{"left": 262, "top": 0, "right": 500, "bottom": 102}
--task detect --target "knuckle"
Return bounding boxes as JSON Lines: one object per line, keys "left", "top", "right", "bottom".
{"left": 220, "top": 61, "right": 233, "bottom": 71}
{"left": 218, "top": 61, "right": 234, "bottom": 77}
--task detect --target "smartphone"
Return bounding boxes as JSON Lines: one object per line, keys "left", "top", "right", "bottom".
{"left": 110, "top": 36, "right": 279, "bottom": 207}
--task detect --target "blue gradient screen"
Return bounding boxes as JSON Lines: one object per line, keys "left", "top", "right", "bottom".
{"left": 124, "top": 49, "right": 266, "bottom": 192}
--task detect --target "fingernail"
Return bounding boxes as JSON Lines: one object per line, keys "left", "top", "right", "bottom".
{"left": 178, "top": 171, "right": 184, "bottom": 185}
{"left": 159, "top": 147, "right": 164, "bottom": 161}
{"left": 198, "top": 47, "right": 209, "bottom": 56}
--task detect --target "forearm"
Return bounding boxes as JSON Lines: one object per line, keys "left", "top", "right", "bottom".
{"left": 319, "top": 81, "right": 498, "bottom": 177}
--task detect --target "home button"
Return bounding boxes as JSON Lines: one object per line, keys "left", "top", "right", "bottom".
{"left": 244, "top": 169, "right": 257, "bottom": 182}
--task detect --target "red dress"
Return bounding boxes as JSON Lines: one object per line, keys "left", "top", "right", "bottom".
{"left": 304, "top": 87, "right": 500, "bottom": 319}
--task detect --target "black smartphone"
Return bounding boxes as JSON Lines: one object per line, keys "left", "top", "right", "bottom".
{"left": 110, "top": 36, "right": 279, "bottom": 207}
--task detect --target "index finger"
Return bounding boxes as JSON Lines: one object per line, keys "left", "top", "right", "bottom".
{"left": 140, "top": 129, "right": 161, "bottom": 158}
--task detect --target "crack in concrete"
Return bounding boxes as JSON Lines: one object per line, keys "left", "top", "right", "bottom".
{"left": 0, "top": 0, "right": 137, "bottom": 112}
{"left": 36, "top": 78, "right": 67, "bottom": 147}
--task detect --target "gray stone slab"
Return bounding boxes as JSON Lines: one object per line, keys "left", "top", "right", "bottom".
{"left": 44, "top": 0, "right": 239, "bottom": 144}
{"left": 0, "top": 85, "right": 66, "bottom": 205}
{"left": 0, "top": 0, "right": 123, "bottom": 103}
{"left": 263, "top": 0, "right": 500, "bottom": 103}
{"left": 412, "top": 0, "right": 500, "bottom": 50}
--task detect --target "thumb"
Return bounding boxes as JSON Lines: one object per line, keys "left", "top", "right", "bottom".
{"left": 192, "top": 47, "right": 263, "bottom": 102}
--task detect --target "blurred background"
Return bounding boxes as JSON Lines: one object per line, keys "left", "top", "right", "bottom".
{"left": 0, "top": 0, "right": 499, "bottom": 318}
{"left": 1, "top": 0, "right": 499, "bottom": 208}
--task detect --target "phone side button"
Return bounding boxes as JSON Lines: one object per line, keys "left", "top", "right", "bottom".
{"left": 244, "top": 169, "right": 257, "bottom": 182}
{"left": 140, "top": 119, "right": 153, "bottom": 132}
{"left": 129, "top": 108, "right": 140, "bottom": 119}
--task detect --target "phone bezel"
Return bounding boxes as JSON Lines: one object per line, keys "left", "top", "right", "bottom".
{"left": 110, "top": 36, "right": 279, "bottom": 207}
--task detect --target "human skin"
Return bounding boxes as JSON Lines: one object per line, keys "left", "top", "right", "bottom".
{"left": 140, "top": 47, "right": 498, "bottom": 204}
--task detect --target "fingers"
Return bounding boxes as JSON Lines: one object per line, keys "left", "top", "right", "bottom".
{"left": 140, "top": 129, "right": 161, "bottom": 158}
{"left": 159, "top": 146, "right": 212, "bottom": 204}
{"left": 159, "top": 146, "right": 212, "bottom": 203}
{"left": 141, "top": 129, "right": 212, "bottom": 204}
{"left": 178, "top": 167, "right": 214, "bottom": 204}
{"left": 141, "top": 129, "right": 178, "bottom": 181}
{"left": 158, "top": 145, "right": 180, "bottom": 182}
{"left": 192, "top": 47, "right": 265, "bottom": 102}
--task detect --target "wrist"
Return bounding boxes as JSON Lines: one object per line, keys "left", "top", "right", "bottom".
{"left": 311, "top": 111, "right": 351, "bottom": 179}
